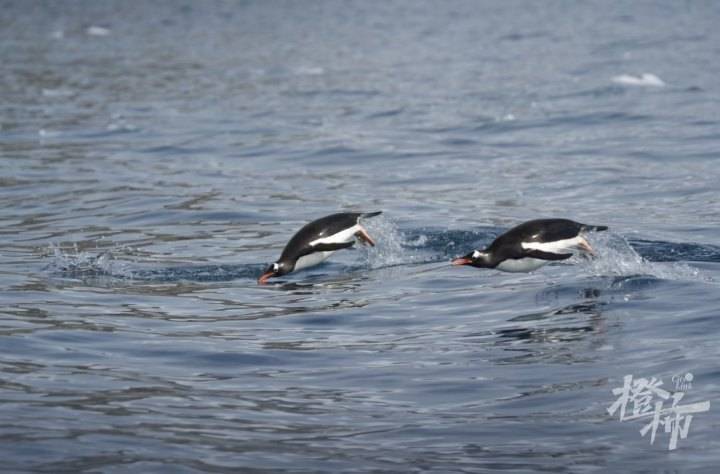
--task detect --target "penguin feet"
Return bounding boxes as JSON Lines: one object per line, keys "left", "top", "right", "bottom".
{"left": 577, "top": 236, "right": 595, "bottom": 256}
{"left": 355, "top": 226, "right": 376, "bottom": 246}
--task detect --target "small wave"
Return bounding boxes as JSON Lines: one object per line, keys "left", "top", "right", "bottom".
{"left": 293, "top": 66, "right": 324, "bottom": 76}
{"left": 86, "top": 25, "right": 111, "bottom": 37}
{"left": 611, "top": 73, "right": 665, "bottom": 87}
{"left": 42, "top": 88, "right": 75, "bottom": 98}
{"left": 629, "top": 239, "right": 720, "bottom": 263}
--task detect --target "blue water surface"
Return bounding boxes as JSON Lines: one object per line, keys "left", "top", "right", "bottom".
{"left": 2, "top": 1, "right": 720, "bottom": 472}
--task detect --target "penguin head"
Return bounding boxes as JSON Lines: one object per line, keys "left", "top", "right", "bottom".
{"left": 451, "top": 250, "right": 492, "bottom": 268}
{"left": 258, "top": 261, "right": 292, "bottom": 284}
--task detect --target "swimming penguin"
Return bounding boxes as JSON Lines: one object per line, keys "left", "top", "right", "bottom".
{"left": 258, "top": 211, "right": 382, "bottom": 284}
{"left": 452, "top": 218, "right": 608, "bottom": 273}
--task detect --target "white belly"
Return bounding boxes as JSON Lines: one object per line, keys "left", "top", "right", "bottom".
{"left": 495, "top": 258, "right": 549, "bottom": 273}
{"left": 296, "top": 223, "right": 361, "bottom": 272}
{"left": 293, "top": 251, "right": 335, "bottom": 271}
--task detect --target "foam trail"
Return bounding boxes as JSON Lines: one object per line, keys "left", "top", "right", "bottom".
{"left": 136, "top": 264, "right": 265, "bottom": 282}
{"left": 580, "top": 233, "right": 713, "bottom": 282}
{"left": 46, "top": 243, "right": 264, "bottom": 282}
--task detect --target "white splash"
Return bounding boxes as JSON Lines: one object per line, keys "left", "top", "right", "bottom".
{"left": 47, "top": 243, "right": 133, "bottom": 279}
{"left": 579, "top": 233, "right": 711, "bottom": 282}
{"left": 612, "top": 73, "right": 665, "bottom": 87}
{"left": 362, "top": 215, "right": 422, "bottom": 269}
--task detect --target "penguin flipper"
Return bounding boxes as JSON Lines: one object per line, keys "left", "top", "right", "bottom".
{"left": 525, "top": 250, "right": 573, "bottom": 261}
{"left": 307, "top": 241, "right": 356, "bottom": 253}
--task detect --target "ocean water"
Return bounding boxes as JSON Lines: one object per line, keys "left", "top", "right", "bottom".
{"left": 2, "top": 1, "right": 720, "bottom": 472}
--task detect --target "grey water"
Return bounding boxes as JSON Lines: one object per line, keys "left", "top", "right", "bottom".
{"left": 2, "top": 1, "right": 720, "bottom": 472}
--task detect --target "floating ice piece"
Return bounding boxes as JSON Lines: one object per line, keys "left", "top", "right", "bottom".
{"left": 86, "top": 25, "right": 111, "bottom": 36}
{"left": 611, "top": 73, "right": 665, "bottom": 87}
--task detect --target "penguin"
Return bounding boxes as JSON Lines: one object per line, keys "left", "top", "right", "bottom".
{"left": 258, "top": 211, "right": 382, "bottom": 284}
{"left": 452, "top": 218, "right": 608, "bottom": 273}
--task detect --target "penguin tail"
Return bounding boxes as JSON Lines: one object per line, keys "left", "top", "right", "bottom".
{"left": 360, "top": 211, "right": 382, "bottom": 219}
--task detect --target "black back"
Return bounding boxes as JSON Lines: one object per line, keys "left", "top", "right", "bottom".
{"left": 491, "top": 219, "right": 583, "bottom": 248}
{"left": 485, "top": 219, "right": 600, "bottom": 266}
{"left": 279, "top": 212, "right": 372, "bottom": 262}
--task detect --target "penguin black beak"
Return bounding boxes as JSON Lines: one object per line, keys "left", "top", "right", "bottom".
{"left": 257, "top": 270, "right": 275, "bottom": 285}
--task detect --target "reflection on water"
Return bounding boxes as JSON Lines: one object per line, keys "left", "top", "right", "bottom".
{"left": 493, "top": 292, "right": 607, "bottom": 365}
